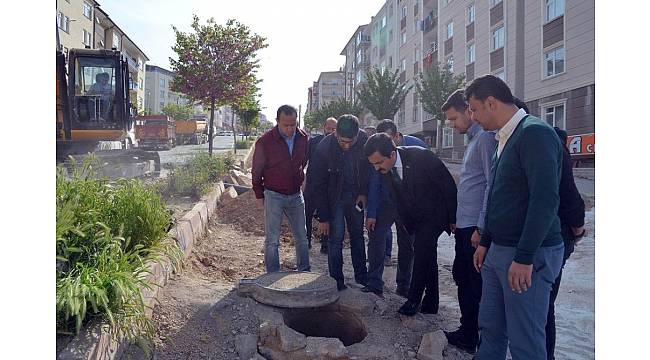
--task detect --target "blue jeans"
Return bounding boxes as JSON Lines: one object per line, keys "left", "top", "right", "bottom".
{"left": 328, "top": 195, "right": 367, "bottom": 285}
{"left": 366, "top": 206, "right": 396, "bottom": 291}
{"left": 263, "top": 189, "right": 310, "bottom": 273}
{"left": 476, "top": 243, "right": 564, "bottom": 360}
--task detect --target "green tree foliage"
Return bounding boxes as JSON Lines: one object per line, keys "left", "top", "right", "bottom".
{"left": 415, "top": 62, "right": 465, "bottom": 149}
{"left": 304, "top": 98, "right": 365, "bottom": 131}
{"left": 355, "top": 67, "right": 412, "bottom": 121}
{"left": 170, "top": 16, "right": 267, "bottom": 154}
{"left": 161, "top": 103, "right": 194, "bottom": 120}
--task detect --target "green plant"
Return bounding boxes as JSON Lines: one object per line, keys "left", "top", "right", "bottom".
{"left": 356, "top": 67, "right": 413, "bottom": 120}
{"left": 235, "top": 139, "right": 251, "bottom": 149}
{"left": 56, "top": 157, "right": 182, "bottom": 344}
{"left": 162, "top": 152, "right": 230, "bottom": 198}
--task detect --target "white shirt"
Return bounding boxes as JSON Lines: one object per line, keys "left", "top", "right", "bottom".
{"left": 495, "top": 108, "right": 527, "bottom": 158}
{"left": 394, "top": 149, "right": 403, "bottom": 179}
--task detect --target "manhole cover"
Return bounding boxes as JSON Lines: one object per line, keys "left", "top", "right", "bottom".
{"left": 238, "top": 271, "right": 339, "bottom": 308}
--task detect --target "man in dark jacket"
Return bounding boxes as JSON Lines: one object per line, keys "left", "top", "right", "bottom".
{"left": 364, "top": 133, "right": 457, "bottom": 315}
{"left": 311, "top": 114, "right": 370, "bottom": 290}
{"left": 252, "top": 105, "right": 310, "bottom": 273}
{"left": 545, "top": 126, "right": 586, "bottom": 360}
{"left": 304, "top": 117, "right": 337, "bottom": 253}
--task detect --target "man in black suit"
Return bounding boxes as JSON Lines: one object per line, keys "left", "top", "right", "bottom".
{"left": 364, "top": 133, "right": 457, "bottom": 315}
{"left": 304, "top": 117, "right": 337, "bottom": 252}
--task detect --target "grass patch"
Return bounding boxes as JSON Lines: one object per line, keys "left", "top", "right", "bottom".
{"left": 158, "top": 152, "right": 233, "bottom": 198}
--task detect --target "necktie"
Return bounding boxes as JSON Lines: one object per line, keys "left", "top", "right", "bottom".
{"left": 390, "top": 167, "right": 402, "bottom": 189}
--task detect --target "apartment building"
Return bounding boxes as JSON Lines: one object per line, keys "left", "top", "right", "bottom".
{"left": 316, "top": 71, "right": 346, "bottom": 108}
{"left": 144, "top": 65, "right": 191, "bottom": 115}
{"left": 340, "top": 25, "right": 370, "bottom": 104}
{"left": 56, "top": 0, "right": 150, "bottom": 114}
{"left": 428, "top": 0, "right": 594, "bottom": 164}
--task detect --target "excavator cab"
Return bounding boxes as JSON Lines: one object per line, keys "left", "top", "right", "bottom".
{"left": 65, "top": 48, "right": 133, "bottom": 142}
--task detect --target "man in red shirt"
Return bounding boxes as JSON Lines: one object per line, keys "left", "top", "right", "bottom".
{"left": 252, "top": 105, "right": 311, "bottom": 273}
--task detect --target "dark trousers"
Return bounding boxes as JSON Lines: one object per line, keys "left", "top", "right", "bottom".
{"left": 366, "top": 206, "right": 396, "bottom": 291}
{"left": 407, "top": 224, "right": 444, "bottom": 311}
{"left": 395, "top": 217, "right": 414, "bottom": 292}
{"left": 545, "top": 235, "right": 575, "bottom": 360}
{"left": 328, "top": 196, "right": 368, "bottom": 285}
{"left": 452, "top": 227, "right": 483, "bottom": 339}
{"left": 304, "top": 193, "right": 328, "bottom": 248}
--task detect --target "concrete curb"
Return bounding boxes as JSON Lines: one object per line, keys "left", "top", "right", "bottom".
{"left": 57, "top": 181, "right": 226, "bottom": 360}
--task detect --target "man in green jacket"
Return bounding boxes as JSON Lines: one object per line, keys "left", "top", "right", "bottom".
{"left": 466, "top": 75, "right": 564, "bottom": 360}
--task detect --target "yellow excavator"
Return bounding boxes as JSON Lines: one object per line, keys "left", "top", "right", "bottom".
{"left": 56, "top": 45, "right": 160, "bottom": 176}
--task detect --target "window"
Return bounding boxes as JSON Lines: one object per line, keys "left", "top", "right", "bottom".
{"left": 443, "top": 126, "right": 454, "bottom": 147}
{"left": 380, "top": 61, "right": 386, "bottom": 74}
{"left": 388, "top": 56, "right": 393, "bottom": 68}
{"left": 401, "top": 58, "right": 406, "bottom": 72}
{"left": 544, "top": 46, "right": 565, "bottom": 77}
{"left": 401, "top": 31, "right": 407, "bottom": 45}
{"left": 57, "top": 12, "right": 70, "bottom": 33}
{"left": 545, "top": 0, "right": 565, "bottom": 22}
{"left": 467, "top": 4, "right": 475, "bottom": 24}
{"left": 415, "top": 48, "right": 421, "bottom": 63}
{"left": 160, "top": 90, "right": 165, "bottom": 99}
{"left": 160, "top": 101, "right": 165, "bottom": 109}
{"left": 492, "top": 26, "right": 505, "bottom": 50}
{"left": 356, "top": 71, "right": 363, "bottom": 84}
{"left": 382, "top": 15, "right": 387, "bottom": 28}
{"left": 447, "top": 22, "right": 454, "bottom": 39}
{"left": 447, "top": 56, "right": 454, "bottom": 72}
{"left": 160, "top": 78, "right": 165, "bottom": 87}
{"left": 83, "top": 2, "right": 93, "bottom": 19}
{"left": 494, "top": 70, "right": 505, "bottom": 80}
{"left": 389, "top": 4, "right": 394, "bottom": 17}
{"left": 389, "top": 29, "right": 394, "bottom": 43}
{"left": 490, "top": 0, "right": 503, "bottom": 7}
{"left": 402, "top": 6, "right": 407, "bottom": 19}
{"left": 544, "top": 103, "right": 566, "bottom": 129}
{"left": 82, "top": 29, "right": 92, "bottom": 47}
{"left": 139, "top": 79, "right": 143, "bottom": 90}
{"left": 467, "top": 43, "right": 475, "bottom": 63}
{"left": 113, "top": 33, "right": 120, "bottom": 49}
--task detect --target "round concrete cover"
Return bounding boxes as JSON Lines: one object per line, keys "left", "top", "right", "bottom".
{"left": 238, "top": 271, "right": 339, "bottom": 308}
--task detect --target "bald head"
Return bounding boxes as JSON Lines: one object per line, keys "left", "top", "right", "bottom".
{"left": 324, "top": 117, "right": 337, "bottom": 135}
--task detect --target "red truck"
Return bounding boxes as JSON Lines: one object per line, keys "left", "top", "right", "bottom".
{"left": 135, "top": 115, "right": 176, "bottom": 150}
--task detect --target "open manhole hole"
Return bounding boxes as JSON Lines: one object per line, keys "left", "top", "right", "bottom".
{"left": 282, "top": 307, "right": 367, "bottom": 346}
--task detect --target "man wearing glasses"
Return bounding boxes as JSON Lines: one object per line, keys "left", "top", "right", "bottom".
{"left": 310, "top": 114, "right": 370, "bottom": 291}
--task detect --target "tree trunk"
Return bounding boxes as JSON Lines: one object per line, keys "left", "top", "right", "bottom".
{"left": 232, "top": 113, "right": 237, "bottom": 154}
{"left": 209, "top": 99, "right": 215, "bottom": 155}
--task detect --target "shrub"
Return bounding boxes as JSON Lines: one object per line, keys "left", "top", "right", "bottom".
{"left": 235, "top": 139, "right": 251, "bottom": 149}
{"left": 162, "top": 152, "right": 230, "bottom": 198}
{"left": 56, "top": 157, "right": 182, "bottom": 343}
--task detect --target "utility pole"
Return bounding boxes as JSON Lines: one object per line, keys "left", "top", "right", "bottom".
{"left": 298, "top": 104, "right": 302, "bottom": 129}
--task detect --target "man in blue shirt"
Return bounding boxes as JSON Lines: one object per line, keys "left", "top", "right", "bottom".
{"left": 374, "top": 119, "right": 425, "bottom": 297}
{"left": 441, "top": 90, "right": 497, "bottom": 354}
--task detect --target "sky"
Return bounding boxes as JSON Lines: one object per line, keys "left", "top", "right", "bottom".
{"left": 99, "top": 0, "right": 386, "bottom": 124}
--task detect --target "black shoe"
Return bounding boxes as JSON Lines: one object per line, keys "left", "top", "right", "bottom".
{"left": 398, "top": 301, "right": 419, "bottom": 316}
{"left": 444, "top": 329, "right": 478, "bottom": 354}
{"left": 395, "top": 287, "right": 409, "bottom": 298}
{"left": 420, "top": 303, "right": 438, "bottom": 314}
{"left": 360, "top": 286, "right": 384, "bottom": 297}
{"left": 355, "top": 277, "right": 368, "bottom": 287}
{"left": 320, "top": 246, "right": 328, "bottom": 254}
{"left": 337, "top": 282, "right": 348, "bottom": 291}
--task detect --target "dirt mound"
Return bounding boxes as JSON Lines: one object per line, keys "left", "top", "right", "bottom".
{"left": 217, "top": 190, "right": 296, "bottom": 245}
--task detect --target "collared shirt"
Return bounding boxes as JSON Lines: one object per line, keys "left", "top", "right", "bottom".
{"left": 496, "top": 108, "right": 527, "bottom": 158}
{"left": 279, "top": 128, "right": 296, "bottom": 155}
{"left": 394, "top": 149, "right": 403, "bottom": 179}
{"left": 456, "top": 122, "right": 498, "bottom": 229}
{"left": 400, "top": 134, "right": 427, "bottom": 148}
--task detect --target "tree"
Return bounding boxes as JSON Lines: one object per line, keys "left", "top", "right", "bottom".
{"left": 161, "top": 103, "right": 193, "bottom": 120}
{"left": 415, "top": 62, "right": 465, "bottom": 149}
{"left": 304, "top": 98, "right": 365, "bottom": 131}
{"left": 170, "top": 16, "right": 267, "bottom": 154}
{"left": 355, "top": 67, "right": 412, "bottom": 121}
{"left": 233, "top": 94, "right": 261, "bottom": 140}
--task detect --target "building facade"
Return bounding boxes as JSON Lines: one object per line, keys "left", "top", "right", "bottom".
{"left": 144, "top": 65, "right": 190, "bottom": 115}
{"left": 315, "top": 71, "right": 346, "bottom": 109}
{"left": 331, "top": 0, "right": 594, "bottom": 165}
